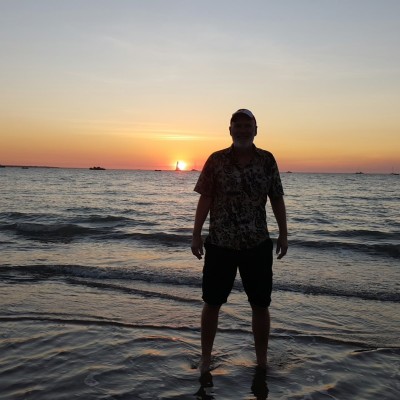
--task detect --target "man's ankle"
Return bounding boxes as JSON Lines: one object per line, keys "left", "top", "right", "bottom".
{"left": 199, "top": 355, "right": 211, "bottom": 374}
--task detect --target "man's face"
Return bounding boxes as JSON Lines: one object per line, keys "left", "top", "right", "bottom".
{"left": 229, "top": 117, "right": 257, "bottom": 149}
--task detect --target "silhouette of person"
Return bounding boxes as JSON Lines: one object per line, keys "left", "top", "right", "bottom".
{"left": 191, "top": 109, "right": 288, "bottom": 374}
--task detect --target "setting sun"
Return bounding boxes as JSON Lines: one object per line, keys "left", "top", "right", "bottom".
{"left": 175, "top": 161, "right": 187, "bottom": 171}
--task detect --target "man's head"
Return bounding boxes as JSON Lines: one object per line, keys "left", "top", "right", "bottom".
{"left": 230, "top": 109, "right": 257, "bottom": 126}
{"left": 229, "top": 109, "right": 257, "bottom": 149}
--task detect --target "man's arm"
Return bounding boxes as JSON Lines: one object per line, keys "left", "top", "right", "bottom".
{"left": 191, "top": 194, "right": 212, "bottom": 260}
{"left": 269, "top": 195, "right": 288, "bottom": 259}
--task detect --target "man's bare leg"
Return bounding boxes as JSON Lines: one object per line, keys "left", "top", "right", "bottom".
{"left": 251, "top": 304, "right": 270, "bottom": 369}
{"left": 200, "top": 303, "right": 221, "bottom": 374}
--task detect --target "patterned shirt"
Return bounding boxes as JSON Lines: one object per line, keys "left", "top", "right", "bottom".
{"left": 194, "top": 145, "right": 284, "bottom": 250}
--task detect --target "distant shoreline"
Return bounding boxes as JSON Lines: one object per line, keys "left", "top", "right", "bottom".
{"left": 1, "top": 165, "right": 398, "bottom": 175}
{"left": 0, "top": 165, "right": 60, "bottom": 169}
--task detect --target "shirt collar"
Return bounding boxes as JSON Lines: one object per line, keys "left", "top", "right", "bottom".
{"left": 227, "top": 144, "right": 262, "bottom": 156}
{"left": 226, "top": 144, "right": 262, "bottom": 165}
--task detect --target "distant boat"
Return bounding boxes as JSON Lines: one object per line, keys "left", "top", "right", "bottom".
{"left": 286, "top": 171, "right": 292, "bottom": 173}
{"left": 90, "top": 166, "right": 106, "bottom": 170}
{"left": 355, "top": 171, "right": 364, "bottom": 174}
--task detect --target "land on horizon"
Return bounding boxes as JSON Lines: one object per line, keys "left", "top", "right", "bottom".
{"left": 1, "top": 164, "right": 399, "bottom": 175}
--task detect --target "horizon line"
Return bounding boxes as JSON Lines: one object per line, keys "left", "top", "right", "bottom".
{"left": 1, "top": 164, "right": 398, "bottom": 175}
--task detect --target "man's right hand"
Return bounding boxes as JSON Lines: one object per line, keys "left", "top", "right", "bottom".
{"left": 191, "top": 235, "right": 204, "bottom": 260}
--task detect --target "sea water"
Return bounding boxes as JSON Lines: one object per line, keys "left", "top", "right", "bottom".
{"left": 0, "top": 167, "right": 399, "bottom": 399}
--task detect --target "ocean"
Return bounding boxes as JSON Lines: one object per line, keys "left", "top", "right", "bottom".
{"left": 0, "top": 167, "right": 399, "bottom": 399}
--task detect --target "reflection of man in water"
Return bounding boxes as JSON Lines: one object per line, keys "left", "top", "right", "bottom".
{"left": 191, "top": 109, "right": 288, "bottom": 374}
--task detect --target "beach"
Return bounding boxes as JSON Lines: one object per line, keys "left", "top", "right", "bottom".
{"left": 0, "top": 168, "right": 399, "bottom": 399}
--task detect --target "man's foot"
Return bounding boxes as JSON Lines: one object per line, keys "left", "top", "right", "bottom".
{"left": 199, "top": 371, "right": 213, "bottom": 386}
{"left": 195, "top": 371, "right": 214, "bottom": 398}
{"left": 251, "top": 366, "right": 269, "bottom": 398}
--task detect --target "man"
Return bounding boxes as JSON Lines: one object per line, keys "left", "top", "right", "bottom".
{"left": 191, "top": 109, "right": 288, "bottom": 374}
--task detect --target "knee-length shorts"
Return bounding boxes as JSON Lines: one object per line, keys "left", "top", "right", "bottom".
{"left": 202, "top": 239, "right": 273, "bottom": 308}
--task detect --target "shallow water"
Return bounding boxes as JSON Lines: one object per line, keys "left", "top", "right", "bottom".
{"left": 0, "top": 168, "right": 399, "bottom": 399}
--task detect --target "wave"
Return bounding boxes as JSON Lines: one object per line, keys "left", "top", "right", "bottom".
{"left": 1, "top": 313, "right": 399, "bottom": 352}
{"left": 288, "top": 238, "right": 400, "bottom": 258}
{"left": 0, "top": 220, "right": 166, "bottom": 242}
{"left": 272, "top": 282, "right": 399, "bottom": 302}
{"left": 72, "top": 214, "right": 158, "bottom": 226}
{"left": 1, "top": 264, "right": 398, "bottom": 303}
{"left": 0, "top": 314, "right": 199, "bottom": 333}
{"left": 3, "top": 222, "right": 100, "bottom": 241}
{"left": 0, "top": 211, "right": 154, "bottom": 226}
{"left": 2, "top": 220, "right": 398, "bottom": 257}
{"left": 313, "top": 228, "right": 400, "bottom": 241}
{"left": 0, "top": 264, "right": 194, "bottom": 287}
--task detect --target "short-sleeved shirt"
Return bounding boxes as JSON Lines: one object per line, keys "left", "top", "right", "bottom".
{"left": 194, "top": 145, "right": 284, "bottom": 250}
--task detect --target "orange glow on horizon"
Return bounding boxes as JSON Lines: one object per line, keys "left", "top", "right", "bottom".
{"left": 1, "top": 117, "right": 399, "bottom": 174}
{"left": 175, "top": 161, "right": 187, "bottom": 171}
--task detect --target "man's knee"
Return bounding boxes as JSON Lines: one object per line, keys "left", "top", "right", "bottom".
{"left": 203, "top": 302, "right": 222, "bottom": 312}
{"left": 250, "top": 303, "right": 270, "bottom": 315}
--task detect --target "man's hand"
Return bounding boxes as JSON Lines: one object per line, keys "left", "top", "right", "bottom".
{"left": 276, "top": 235, "right": 288, "bottom": 259}
{"left": 191, "top": 234, "right": 204, "bottom": 260}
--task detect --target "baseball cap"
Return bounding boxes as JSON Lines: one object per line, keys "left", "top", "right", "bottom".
{"left": 230, "top": 109, "right": 257, "bottom": 124}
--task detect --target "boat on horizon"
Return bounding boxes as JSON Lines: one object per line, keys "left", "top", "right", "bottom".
{"left": 90, "top": 166, "right": 106, "bottom": 170}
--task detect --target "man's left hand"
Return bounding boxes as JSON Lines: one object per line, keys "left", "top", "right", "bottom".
{"left": 276, "top": 235, "right": 288, "bottom": 259}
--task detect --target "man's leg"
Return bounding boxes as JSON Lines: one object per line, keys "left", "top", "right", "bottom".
{"left": 239, "top": 240, "right": 273, "bottom": 369}
{"left": 251, "top": 304, "right": 270, "bottom": 369}
{"left": 200, "top": 302, "right": 221, "bottom": 373}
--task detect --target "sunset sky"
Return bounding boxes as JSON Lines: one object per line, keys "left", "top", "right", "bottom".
{"left": 1, "top": 0, "right": 399, "bottom": 172}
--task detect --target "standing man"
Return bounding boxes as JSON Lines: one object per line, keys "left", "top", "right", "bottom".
{"left": 191, "top": 109, "right": 288, "bottom": 373}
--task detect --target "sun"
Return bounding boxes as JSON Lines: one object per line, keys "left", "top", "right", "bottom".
{"left": 175, "top": 161, "right": 187, "bottom": 171}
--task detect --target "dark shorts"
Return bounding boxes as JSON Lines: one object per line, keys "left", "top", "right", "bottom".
{"left": 202, "top": 239, "right": 273, "bottom": 308}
